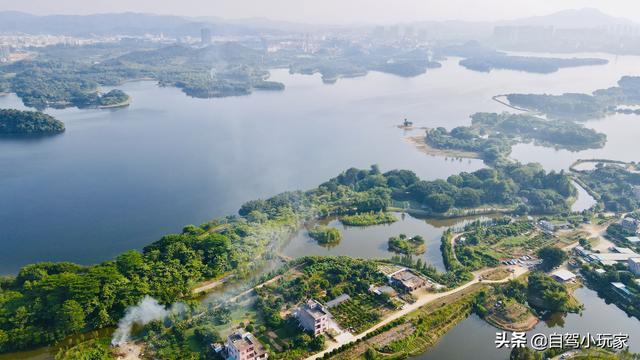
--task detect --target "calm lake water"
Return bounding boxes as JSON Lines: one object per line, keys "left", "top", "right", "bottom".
{"left": 416, "top": 287, "right": 640, "bottom": 359}
{"left": 1, "top": 52, "right": 640, "bottom": 359}
{"left": 282, "top": 212, "right": 494, "bottom": 272}
{"left": 0, "top": 53, "right": 639, "bottom": 275}
{"left": 571, "top": 181, "right": 597, "bottom": 212}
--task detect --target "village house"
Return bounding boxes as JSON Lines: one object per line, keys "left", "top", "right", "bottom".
{"left": 611, "top": 282, "right": 633, "bottom": 301}
{"left": 539, "top": 220, "right": 555, "bottom": 232}
{"left": 629, "top": 257, "right": 640, "bottom": 276}
{"left": 388, "top": 268, "right": 428, "bottom": 292}
{"left": 621, "top": 218, "right": 640, "bottom": 234}
{"left": 225, "top": 331, "right": 268, "bottom": 360}
{"left": 296, "top": 299, "right": 329, "bottom": 336}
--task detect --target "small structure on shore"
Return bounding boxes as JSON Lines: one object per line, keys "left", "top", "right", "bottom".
{"left": 551, "top": 269, "right": 576, "bottom": 283}
{"left": 402, "top": 118, "right": 413, "bottom": 127}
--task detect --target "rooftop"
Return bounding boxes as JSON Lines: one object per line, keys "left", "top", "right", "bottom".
{"left": 551, "top": 269, "right": 576, "bottom": 281}
{"left": 300, "top": 299, "right": 328, "bottom": 319}
{"left": 326, "top": 294, "right": 351, "bottom": 308}
{"left": 592, "top": 252, "right": 639, "bottom": 262}
{"left": 392, "top": 269, "right": 426, "bottom": 283}
{"left": 228, "top": 331, "right": 257, "bottom": 351}
{"left": 612, "top": 247, "right": 637, "bottom": 254}
{"left": 611, "top": 282, "right": 627, "bottom": 290}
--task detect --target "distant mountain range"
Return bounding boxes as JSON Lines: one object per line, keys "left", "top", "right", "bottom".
{"left": 0, "top": 11, "right": 296, "bottom": 36}
{"left": 0, "top": 8, "right": 636, "bottom": 37}
{"left": 500, "top": 8, "right": 638, "bottom": 29}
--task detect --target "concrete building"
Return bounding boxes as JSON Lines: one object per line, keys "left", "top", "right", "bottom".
{"left": 611, "top": 282, "right": 633, "bottom": 300}
{"left": 626, "top": 236, "right": 640, "bottom": 244}
{"left": 0, "top": 45, "right": 9, "bottom": 62}
{"left": 201, "top": 28, "right": 212, "bottom": 45}
{"left": 225, "top": 331, "right": 268, "bottom": 360}
{"left": 592, "top": 252, "right": 639, "bottom": 265}
{"left": 574, "top": 246, "right": 590, "bottom": 257}
{"left": 539, "top": 220, "right": 555, "bottom": 232}
{"left": 612, "top": 247, "right": 636, "bottom": 254}
{"left": 389, "top": 268, "right": 428, "bottom": 292}
{"left": 551, "top": 269, "right": 576, "bottom": 283}
{"left": 296, "top": 299, "right": 329, "bottom": 336}
{"left": 629, "top": 258, "right": 640, "bottom": 276}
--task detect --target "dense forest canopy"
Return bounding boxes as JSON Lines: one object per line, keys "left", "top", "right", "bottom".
{"left": 0, "top": 108, "right": 65, "bottom": 134}
{"left": 577, "top": 163, "right": 640, "bottom": 212}
{"left": 425, "top": 112, "right": 606, "bottom": 165}
{"left": 507, "top": 76, "right": 640, "bottom": 119}
{"left": 460, "top": 54, "right": 607, "bottom": 74}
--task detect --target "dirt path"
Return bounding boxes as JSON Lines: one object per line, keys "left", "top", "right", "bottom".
{"left": 580, "top": 222, "right": 615, "bottom": 252}
{"left": 306, "top": 265, "right": 528, "bottom": 360}
{"left": 192, "top": 274, "right": 234, "bottom": 294}
{"left": 114, "top": 342, "right": 144, "bottom": 360}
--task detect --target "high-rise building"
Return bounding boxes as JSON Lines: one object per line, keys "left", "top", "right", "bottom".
{"left": 201, "top": 28, "right": 212, "bottom": 45}
{"left": 0, "top": 46, "right": 10, "bottom": 62}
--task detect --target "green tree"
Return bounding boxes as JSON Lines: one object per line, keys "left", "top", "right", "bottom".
{"left": 537, "top": 246, "right": 567, "bottom": 271}
{"left": 426, "top": 193, "right": 454, "bottom": 213}
{"left": 59, "top": 300, "right": 86, "bottom": 334}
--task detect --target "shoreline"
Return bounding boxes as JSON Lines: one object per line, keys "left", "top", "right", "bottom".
{"left": 98, "top": 97, "right": 132, "bottom": 109}
{"left": 404, "top": 135, "right": 481, "bottom": 159}
{"left": 491, "top": 94, "right": 534, "bottom": 113}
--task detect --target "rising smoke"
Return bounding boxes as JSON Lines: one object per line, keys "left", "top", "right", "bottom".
{"left": 111, "top": 296, "right": 178, "bottom": 346}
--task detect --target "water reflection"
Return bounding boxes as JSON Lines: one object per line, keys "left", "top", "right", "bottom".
{"left": 416, "top": 288, "right": 640, "bottom": 360}
{"left": 281, "top": 212, "right": 496, "bottom": 272}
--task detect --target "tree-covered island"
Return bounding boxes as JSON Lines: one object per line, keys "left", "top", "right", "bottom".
{"left": 424, "top": 112, "right": 607, "bottom": 165}
{"left": 0, "top": 108, "right": 65, "bottom": 135}
{"left": 505, "top": 76, "right": 640, "bottom": 120}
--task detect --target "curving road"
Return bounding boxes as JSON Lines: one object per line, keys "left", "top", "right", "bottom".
{"left": 306, "top": 265, "right": 529, "bottom": 360}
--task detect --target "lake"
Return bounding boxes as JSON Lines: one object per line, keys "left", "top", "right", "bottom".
{"left": 415, "top": 287, "right": 640, "bottom": 359}
{"left": 282, "top": 212, "right": 496, "bottom": 272}
{"left": 1, "top": 53, "right": 639, "bottom": 274}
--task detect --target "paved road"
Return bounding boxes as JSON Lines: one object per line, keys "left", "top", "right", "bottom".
{"left": 306, "top": 265, "right": 529, "bottom": 360}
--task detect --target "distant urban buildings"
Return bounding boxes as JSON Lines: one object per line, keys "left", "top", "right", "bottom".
{"left": 492, "top": 24, "right": 640, "bottom": 53}
{"left": 201, "top": 28, "right": 212, "bottom": 45}
{"left": 0, "top": 45, "right": 9, "bottom": 62}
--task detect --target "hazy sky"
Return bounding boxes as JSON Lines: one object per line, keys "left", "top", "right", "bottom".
{"left": 1, "top": 0, "right": 640, "bottom": 24}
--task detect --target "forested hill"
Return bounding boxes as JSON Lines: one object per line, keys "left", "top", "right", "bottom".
{"left": 0, "top": 109, "right": 65, "bottom": 135}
